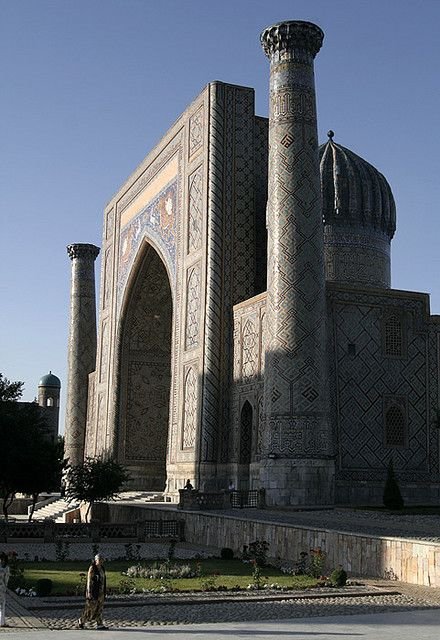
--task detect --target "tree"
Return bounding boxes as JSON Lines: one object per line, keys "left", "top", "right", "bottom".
{"left": 0, "top": 373, "right": 24, "bottom": 402}
{"left": 0, "top": 373, "right": 65, "bottom": 521}
{"left": 383, "top": 458, "right": 404, "bottom": 510}
{"left": 65, "top": 457, "right": 130, "bottom": 522}
{"left": 0, "top": 400, "right": 47, "bottom": 520}
{"left": 24, "top": 436, "right": 67, "bottom": 522}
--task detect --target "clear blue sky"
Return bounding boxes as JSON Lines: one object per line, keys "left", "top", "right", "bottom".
{"left": 1, "top": 0, "right": 439, "bottom": 431}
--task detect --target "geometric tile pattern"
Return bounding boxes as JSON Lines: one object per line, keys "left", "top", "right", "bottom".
{"left": 182, "top": 367, "right": 197, "bottom": 449}
{"left": 324, "top": 227, "right": 391, "bottom": 289}
{"left": 198, "top": 82, "right": 224, "bottom": 464}
{"left": 230, "top": 293, "right": 266, "bottom": 466}
{"left": 98, "top": 321, "right": 109, "bottom": 384}
{"left": 232, "top": 282, "right": 439, "bottom": 491}
{"left": 241, "top": 318, "right": 258, "bottom": 382}
{"left": 93, "top": 133, "right": 183, "bottom": 470}
{"left": 105, "top": 207, "right": 114, "bottom": 241}
{"left": 201, "top": 82, "right": 257, "bottom": 466}
{"left": 330, "top": 290, "right": 429, "bottom": 478}
{"left": 188, "top": 167, "right": 203, "bottom": 253}
{"left": 102, "top": 247, "right": 112, "bottom": 310}
{"left": 320, "top": 134, "right": 395, "bottom": 289}
{"left": 84, "top": 373, "right": 96, "bottom": 457}
{"left": 82, "top": 22, "right": 440, "bottom": 505}
{"left": 189, "top": 106, "right": 204, "bottom": 158}
{"left": 119, "top": 246, "right": 172, "bottom": 475}
{"left": 239, "top": 400, "right": 253, "bottom": 464}
{"left": 254, "top": 117, "right": 269, "bottom": 294}
{"left": 185, "top": 263, "right": 201, "bottom": 350}
{"left": 118, "top": 180, "right": 178, "bottom": 306}
{"left": 261, "top": 23, "right": 331, "bottom": 458}
{"left": 384, "top": 313, "right": 403, "bottom": 356}
{"left": 65, "top": 244, "right": 100, "bottom": 466}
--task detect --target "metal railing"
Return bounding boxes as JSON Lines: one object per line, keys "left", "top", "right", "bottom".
{"left": 0, "top": 519, "right": 185, "bottom": 543}
{"left": 178, "top": 488, "right": 265, "bottom": 510}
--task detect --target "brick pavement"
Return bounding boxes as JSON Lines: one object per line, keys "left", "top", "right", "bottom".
{"left": 1, "top": 581, "right": 439, "bottom": 632}
{"left": 2, "top": 507, "right": 440, "bottom": 632}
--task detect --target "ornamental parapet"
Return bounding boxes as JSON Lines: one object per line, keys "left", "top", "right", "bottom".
{"left": 261, "top": 20, "right": 324, "bottom": 64}
{"left": 67, "top": 243, "right": 100, "bottom": 261}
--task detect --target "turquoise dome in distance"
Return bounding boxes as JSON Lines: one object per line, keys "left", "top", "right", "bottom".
{"left": 38, "top": 371, "right": 61, "bottom": 388}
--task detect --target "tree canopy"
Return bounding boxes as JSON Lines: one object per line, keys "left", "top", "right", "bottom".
{"left": 0, "top": 373, "right": 24, "bottom": 402}
{"left": 65, "top": 456, "right": 130, "bottom": 522}
{"left": 0, "top": 373, "right": 65, "bottom": 520}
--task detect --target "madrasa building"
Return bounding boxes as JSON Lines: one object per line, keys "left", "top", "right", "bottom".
{"left": 64, "top": 20, "right": 440, "bottom": 507}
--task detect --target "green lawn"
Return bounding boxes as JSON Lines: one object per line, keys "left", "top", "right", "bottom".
{"left": 20, "top": 559, "right": 317, "bottom": 595}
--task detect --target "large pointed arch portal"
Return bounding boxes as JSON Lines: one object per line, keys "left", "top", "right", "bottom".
{"left": 118, "top": 243, "right": 173, "bottom": 490}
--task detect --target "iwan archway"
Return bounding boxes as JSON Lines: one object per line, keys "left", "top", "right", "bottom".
{"left": 118, "top": 243, "right": 173, "bottom": 490}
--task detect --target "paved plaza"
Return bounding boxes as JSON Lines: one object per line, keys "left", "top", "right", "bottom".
{"left": 2, "top": 508, "right": 440, "bottom": 636}
{"left": 1, "top": 579, "right": 440, "bottom": 637}
{"left": 0, "top": 606, "right": 439, "bottom": 639}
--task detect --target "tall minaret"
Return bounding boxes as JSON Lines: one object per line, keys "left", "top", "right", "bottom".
{"left": 260, "top": 21, "right": 334, "bottom": 505}
{"left": 65, "top": 243, "right": 100, "bottom": 466}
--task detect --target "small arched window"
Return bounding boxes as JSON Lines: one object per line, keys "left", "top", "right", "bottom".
{"left": 384, "top": 314, "right": 403, "bottom": 357}
{"left": 385, "top": 405, "right": 405, "bottom": 447}
{"left": 46, "top": 397, "right": 54, "bottom": 407}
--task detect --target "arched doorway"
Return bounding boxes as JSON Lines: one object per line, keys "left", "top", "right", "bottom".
{"left": 119, "top": 244, "right": 173, "bottom": 490}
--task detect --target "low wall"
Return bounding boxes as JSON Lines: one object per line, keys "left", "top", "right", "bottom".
{"left": 104, "top": 504, "right": 440, "bottom": 588}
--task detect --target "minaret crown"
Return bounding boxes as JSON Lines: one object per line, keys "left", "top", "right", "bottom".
{"left": 261, "top": 20, "right": 324, "bottom": 63}
{"left": 67, "top": 243, "right": 100, "bottom": 261}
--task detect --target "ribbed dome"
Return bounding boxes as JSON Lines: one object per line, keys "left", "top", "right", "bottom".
{"left": 38, "top": 372, "right": 61, "bottom": 388}
{"left": 319, "top": 132, "right": 396, "bottom": 239}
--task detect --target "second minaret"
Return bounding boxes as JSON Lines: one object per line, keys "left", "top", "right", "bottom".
{"left": 65, "top": 243, "right": 100, "bottom": 467}
{"left": 260, "top": 21, "right": 334, "bottom": 505}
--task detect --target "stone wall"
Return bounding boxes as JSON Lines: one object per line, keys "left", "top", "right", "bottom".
{"left": 105, "top": 504, "right": 440, "bottom": 587}
{"left": 231, "top": 284, "right": 440, "bottom": 505}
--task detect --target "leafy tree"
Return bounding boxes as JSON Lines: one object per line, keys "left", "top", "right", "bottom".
{"left": 0, "top": 374, "right": 24, "bottom": 402}
{"left": 383, "top": 458, "right": 404, "bottom": 510}
{"left": 0, "top": 401, "right": 45, "bottom": 519}
{"left": 24, "top": 436, "right": 67, "bottom": 522}
{"left": 65, "top": 456, "right": 130, "bottom": 522}
{"left": 0, "top": 373, "right": 65, "bottom": 521}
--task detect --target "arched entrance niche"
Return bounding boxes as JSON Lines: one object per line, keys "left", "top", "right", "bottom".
{"left": 119, "top": 242, "right": 173, "bottom": 490}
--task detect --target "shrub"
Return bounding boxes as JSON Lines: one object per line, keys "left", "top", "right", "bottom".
{"left": 118, "top": 577, "right": 136, "bottom": 594}
{"left": 124, "top": 543, "right": 141, "bottom": 562}
{"left": 309, "top": 548, "right": 326, "bottom": 578}
{"left": 220, "top": 547, "right": 234, "bottom": 560}
{"left": 35, "top": 578, "right": 53, "bottom": 597}
{"left": 123, "top": 562, "right": 197, "bottom": 579}
{"left": 251, "top": 561, "right": 263, "bottom": 589}
{"left": 330, "top": 567, "right": 347, "bottom": 587}
{"left": 383, "top": 459, "right": 404, "bottom": 510}
{"left": 201, "top": 573, "right": 219, "bottom": 591}
{"left": 248, "top": 540, "right": 269, "bottom": 567}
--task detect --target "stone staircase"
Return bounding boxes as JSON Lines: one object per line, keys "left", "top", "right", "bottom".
{"left": 31, "top": 491, "right": 164, "bottom": 522}
{"left": 114, "top": 491, "right": 164, "bottom": 504}
{"left": 31, "top": 496, "right": 80, "bottom": 522}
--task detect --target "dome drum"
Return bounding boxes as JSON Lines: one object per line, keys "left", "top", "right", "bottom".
{"left": 324, "top": 225, "right": 391, "bottom": 289}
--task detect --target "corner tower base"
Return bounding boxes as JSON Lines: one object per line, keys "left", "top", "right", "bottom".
{"left": 260, "top": 459, "right": 335, "bottom": 506}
